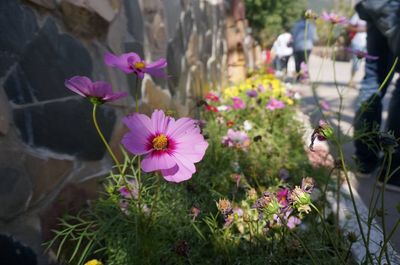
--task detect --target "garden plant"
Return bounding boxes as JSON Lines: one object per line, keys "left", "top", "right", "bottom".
{"left": 46, "top": 9, "right": 399, "bottom": 265}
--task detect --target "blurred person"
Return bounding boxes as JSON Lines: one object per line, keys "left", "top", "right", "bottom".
{"left": 347, "top": 12, "right": 367, "bottom": 87}
{"left": 271, "top": 29, "right": 293, "bottom": 76}
{"left": 354, "top": 0, "right": 400, "bottom": 191}
{"left": 291, "top": 12, "right": 318, "bottom": 81}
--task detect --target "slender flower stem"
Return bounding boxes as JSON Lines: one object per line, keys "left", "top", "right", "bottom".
{"left": 147, "top": 174, "right": 161, "bottom": 228}
{"left": 92, "top": 104, "right": 122, "bottom": 172}
{"left": 378, "top": 152, "right": 393, "bottom": 264}
{"left": 366, "top": 154, "right": 387, "bottom": 246}
{"left": 310, "top": 203, "right": 346, "bottom": 265}
{"left": 380, "top": 218, "right": 400, "bottom": 259}
{"left": 134, "top": 77, "right": 143, "bottom": 212}
{"left": 344, "top": 242, "right": 354, "bottom": 262}
{"left": 276, "top": 214, "right": 319, "bottom": 265}
{"left": 335, "top": 143, "right": 374, "bottom": 264}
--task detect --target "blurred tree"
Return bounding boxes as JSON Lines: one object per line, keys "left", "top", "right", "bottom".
{"left": 244, "top": 0, "right": 307, "bottom": 46}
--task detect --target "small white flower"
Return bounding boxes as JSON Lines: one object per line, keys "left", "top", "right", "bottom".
{"left": 294, "top": 92, "right": 301, "bottom": 100}
{"left": 243, "top": 120, "right": 253, "bottom": 131}
{"left": 217, "top": 105, "right": 229, "bottom": 112}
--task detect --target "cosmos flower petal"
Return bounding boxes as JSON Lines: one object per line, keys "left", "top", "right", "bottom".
{"left": 91, "top": 81, "right": 113, "bottom": 98}
{"left": 166, "top": 117, "right": 197, "bottom": 138}
{"left": 65, "top": 76, "right": 92, "bottom": 97}
{"left": 175, "top": 140, "right": 208, "bottom": 163}
{"left": 104, "top": 52, "right": 134, "bottom": 73}
{"left": 121, "top": 132, "right": 150, "bottom": 155}
{"left": 145, "top": 67, "right": 168, "bottom": 78}
{"left": 146, "top": 58, "right": 167, "bottom": 69}
{"left": 122, "top": 113, "right": 154, "bottom": 138}
{"left": 151, "top": 109, "right": 174, "bottom": 134}
{"left": 65, "top": 76, "right": 127, "bottom": 103}
{"left": 161, "top": 160, "right": 194, "bottom": 183}
{"left": 141, "top": 152, "right": 177, "bottom": 172}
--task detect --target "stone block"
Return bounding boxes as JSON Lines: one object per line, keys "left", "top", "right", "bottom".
{"left": 26, "top": 155, "right": 73, "bottom": 204}
{"left": 0, "top": 92, "right": 10, "bottom": 135}
{"left": 13, "top": 99, "right": 116, "bottom": 161}
{"left": 60, "top": 0, "right": 109, "bottom": 38}
{"left": 26, "top": 0, "right": 56, "bottom": 9}
{"left": 124, "top": 0, "right": 144, "bottom": 42}
{"left": 163, "top": 0, "right": 181, "bottom": 38}
{"left": 0, "top": 166, "right": 32, "bottom": 220}
{"left": 4, "top": 19, "right": 92, "bottom": 104}
{"left": 0, "top": 0, "right": 38, "bottom": 77}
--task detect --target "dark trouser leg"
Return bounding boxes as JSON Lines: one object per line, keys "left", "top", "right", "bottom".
{"left": 384, "top": 77, "right": 400, "bottom": 180}
{"left": 294, "top": 51, "right": 305, "bottom": 74}
{"left": 353, "top": 22, "right": 395, "bottom": 172}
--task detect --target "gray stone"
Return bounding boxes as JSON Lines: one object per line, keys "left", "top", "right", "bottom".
{"left": 0, "top": 92, "right": 10, "bottom": 136}
{"left": 124, "top": 0, "right": 144, "bottom": 43}
{"left": 4, "top": 19, "right": 92, "bottom": 104}
{"left": 27, "top": 0, "right": 56, "bottom": 9}
{"left": 166, "top": 37, "right": 183, "bottom": 96}
{"left": 85, "top": 0, "right": 119, "bottom": 22}
{"left": 60, "top": 0, "right": 109, "bottom": 38}
{"left": 0, "top": 167, "right": 32, "bottom": 220}
{"left": 0, "top": 0, "right": 38, "bottom": 77}
{"left": 181, "top": 10, "right": 193, "bottom": 50}
{"left": 13, "top": 98, "right": 116, "bottom": 161}
{"left": 163, "top": 0, "right": 181, "bottom": 38}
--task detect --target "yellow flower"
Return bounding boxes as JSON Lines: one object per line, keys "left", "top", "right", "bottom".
{"left": 85, "top": 259, "right": 103, "bottom": 265}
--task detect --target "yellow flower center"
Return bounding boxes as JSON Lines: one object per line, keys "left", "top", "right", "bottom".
{"left": 152, "top": 134, "right": 168, "bottom": 150}
{"left": 134, "top": 61, "right": 146, "bottom": 70}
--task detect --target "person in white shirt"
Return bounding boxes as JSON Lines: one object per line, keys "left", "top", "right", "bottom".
{"left": 347, "top": 12, "right": 367, "bottom": 87}
{"left": 271, "top": 30, "right": 293, "bottom": 75}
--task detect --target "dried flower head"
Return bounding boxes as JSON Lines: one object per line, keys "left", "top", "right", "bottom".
{"left": 309, "top": 120, "right": 334, "bottom": 151}
{"left": 301, "top": 177, "right": 315, "bottom": 193}
{"left": 304, "top": 9, "right": 318, "bottom": 20}
{"left": 217, "top": 199, "right": 233, "bottom": 215}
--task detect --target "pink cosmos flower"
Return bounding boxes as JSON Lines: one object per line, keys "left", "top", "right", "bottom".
{"left": 321, "top": 11, "right": 347, "bottom": 25}
{"left": 104, "top": 52, "right": 167, "bottom": 79}
{"left": 345, "top": 48, "right": 379, "bottom": 60}
{"left": 121, "top": 110, "right": 208, "bottom": 183}
{"left": 65, "top": 76, "right": 127, "bottom": 104}
{"left": 232, "top": 97, "right": 246, "bottom": 109}
{"left": 274, "top": 210, "right": 301, "bottom": 229}
{"left": 276, "top": 188, "right": 289, "bottom": 208}
{"left": 222, "top": 129, "right": 250, "bottom": 149}
{"left": 266, "top": 98, "right": 285, "bottom": 111}
{"left": 118, "top": 178, "right": 139, "bottom": 199}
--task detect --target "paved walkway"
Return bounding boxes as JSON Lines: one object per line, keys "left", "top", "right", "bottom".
{"left": 295, "top": 54, "right": 400, "bottom": 251}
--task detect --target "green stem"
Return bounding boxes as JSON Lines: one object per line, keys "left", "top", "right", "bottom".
{"left": 335, "top": 143, "right": 374, "bottom": 264}
{"left": 344, "top": 242, "right": 354, "bottom": 262}
{"left": 378, "top": 152, "right": 393, "bottom": 264}
{"left": 147, "top": 175, "right": 161, "bottom": 228}
{"left": 366, "top": 154, "right": 387, "bottom": 247}
{"left": 380, "top": 218, "right": 400, "bottom": 259}
{"left": 311, "top": 203, "right": 346, "bottom": 265}
{"left": 92, "top": 104, "right": 121, "bottom": 172}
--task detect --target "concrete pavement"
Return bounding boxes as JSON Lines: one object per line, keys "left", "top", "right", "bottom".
{"left": 295, "top": 54, "right": 400, "bottom": 252}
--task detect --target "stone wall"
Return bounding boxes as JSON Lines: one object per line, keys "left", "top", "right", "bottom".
{"left": 0, "top": 0, "right": 251, "bottom": 264}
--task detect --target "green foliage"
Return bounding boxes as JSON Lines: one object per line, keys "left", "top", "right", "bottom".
{"left": 244, "top": 0, "right": 307, "bottom": 46}
{"left": 46, "top": 73, "right": 351, "bottom": 265}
